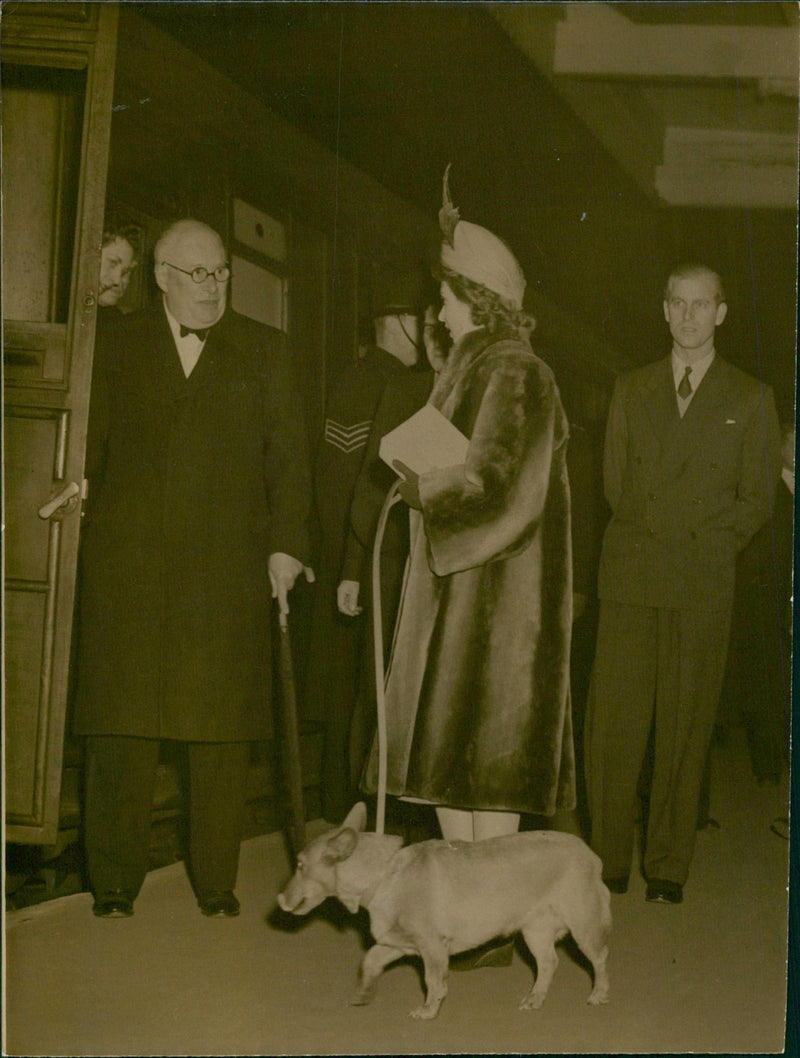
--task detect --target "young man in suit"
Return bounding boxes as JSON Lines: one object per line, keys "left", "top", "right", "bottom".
{"left": 584, "top": 263, "right": 781, "bottom": 904}
{"left": 76, "top": 219, "right": 313, "bottom": 918}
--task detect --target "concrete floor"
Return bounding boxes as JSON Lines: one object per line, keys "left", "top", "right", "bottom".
{"left": 4, "top": 725, "right": 791, "bottom": 1056}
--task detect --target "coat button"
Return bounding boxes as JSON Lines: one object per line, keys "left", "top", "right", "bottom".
{"left": 647, "top": 492, "right": 656, "bottom": 500}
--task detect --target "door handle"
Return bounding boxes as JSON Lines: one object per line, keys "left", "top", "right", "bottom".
{"left": 38, "top": 481, "right": 81, "bottom": 520}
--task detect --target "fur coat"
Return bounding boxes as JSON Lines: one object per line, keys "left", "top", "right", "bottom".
{"left": 365, "top": 326, "right": 576, "bottom": 815}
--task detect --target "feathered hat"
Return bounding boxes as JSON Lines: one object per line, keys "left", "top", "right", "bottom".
{"left": 438, "top": 164, "right": 526, "bottom": 312}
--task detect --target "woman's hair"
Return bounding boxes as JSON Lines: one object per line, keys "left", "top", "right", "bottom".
{"left": 435, "top": 264, "right": 535, "bottom": 336}
{"left": 102, "top": 213, "right": 141, "bottom": 257}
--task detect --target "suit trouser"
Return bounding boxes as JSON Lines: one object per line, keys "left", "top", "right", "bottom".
{"left": 84, "top": 735, "right": 251, "bottom": 900}
{"left": 584, "top": 601, "right": 731, "bottom": 885}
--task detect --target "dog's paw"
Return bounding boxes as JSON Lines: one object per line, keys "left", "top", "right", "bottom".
{"left": 587, "top": 987, "right": 610, "bottom": 1006}
{"left": 349, "top": 989, "right": 374, "bottom": 1007}
{"left": 518, "top": 991, "right": 546, "bottom": 1011}
{"left": 409, "top": 1004, "right": 439, "bottom": 1020}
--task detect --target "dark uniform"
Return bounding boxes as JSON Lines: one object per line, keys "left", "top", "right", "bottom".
{"left": 305, "top": 346, "right": 409, "bottom": 820}
{"left": 342, "top": 367, "right": 436, "bottom": 793}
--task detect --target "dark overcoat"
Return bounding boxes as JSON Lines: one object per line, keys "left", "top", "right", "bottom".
{"left": 366, "top": 326, "right": 576, "bottom": 816}
{"left": 73, "top": 305, "right": 311, "bottom": 741}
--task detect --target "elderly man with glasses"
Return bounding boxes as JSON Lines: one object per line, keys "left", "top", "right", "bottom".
{"left": 75, "top": 219, "right": 313, "bottom": 919}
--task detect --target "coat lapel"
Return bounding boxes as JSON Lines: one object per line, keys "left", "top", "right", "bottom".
{"left": 658, "top": 356, "right": 730, "bottom": 476}
{"left": 182, "top": 326, "right": 221, "bottom": 393}
{"left": 431, "top": 328, "right": 485, "bottom": 416}
{"left": 678, "top": 355, "right": 728, "bottom": 429}
{"left": 642, "top": 356, "right": 680, "bottom": 451}
{"left": 145, "top": 305, "right": 191, "bottom": 397}
{"left": 156, "top": 306, "right": 228, "bottom": 402}
{"left": 136, "top": 306, "right": 187, "bottom": 422}
{"left": 431, "top": 327, "right": 519, "bottom": 420}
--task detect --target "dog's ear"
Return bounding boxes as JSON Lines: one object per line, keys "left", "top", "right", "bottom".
{"left": 323, "top": 827, "right": 358, "bottom": 864}
{"left": 340, "top": 802, "right": 368, "bottom": 833}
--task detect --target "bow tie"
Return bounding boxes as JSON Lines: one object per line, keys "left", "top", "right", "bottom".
{"left": 179, "top": 324, "right": 210, "bottom": 341}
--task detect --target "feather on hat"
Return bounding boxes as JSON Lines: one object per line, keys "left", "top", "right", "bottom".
{"left": 438, "top": 165, "right": 526, "bottom": 311}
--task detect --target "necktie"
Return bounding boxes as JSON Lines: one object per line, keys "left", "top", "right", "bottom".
{"left": 179, "top": 324, "right": 209, "bottom": 341}
{"left": 677, "top": 365, "right": 692, "bottom": 399}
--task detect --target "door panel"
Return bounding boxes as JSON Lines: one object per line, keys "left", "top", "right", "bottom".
{"left": 4, "top": 410, "right": 68, "bottom": 582}
{"left": 6, "top": 593, "right": 50, "bottom": 822}
{"left": 2, "top": 322, "right": 69, "bottom": 384}
{"left": 2, "top": 63, "right": 83, "bottom": 324}
{"left": 3, "top": 4, "right": 118, "bottom": 844}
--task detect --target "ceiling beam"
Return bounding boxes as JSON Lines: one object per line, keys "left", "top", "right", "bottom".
{"left": 553, "top": 3, "right": 799, "bottom": 82}
{"left": 489, "top": 4, "right": 665, "bottom": 201}
{"left": 490, "top": 4, "right": 799, "bottom": 208}
{"left": 655, "top": 125, "right": 799, "bottom": 207}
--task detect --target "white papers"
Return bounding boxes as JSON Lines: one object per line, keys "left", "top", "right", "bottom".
{"left": 379, "top": 404, "right": 469, "bottom": 476}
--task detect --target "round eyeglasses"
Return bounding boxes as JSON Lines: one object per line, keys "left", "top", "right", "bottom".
{"left": 162, "top": 261, "right": 231, "bottom": 284}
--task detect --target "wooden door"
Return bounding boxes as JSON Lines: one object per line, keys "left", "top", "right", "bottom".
{"left": 3, "top": 3, "right": 118, "bottom": 844}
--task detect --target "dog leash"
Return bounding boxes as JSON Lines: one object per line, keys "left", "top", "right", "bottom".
{"left": 371, "top": 479, "right": 402, "bottom": 836}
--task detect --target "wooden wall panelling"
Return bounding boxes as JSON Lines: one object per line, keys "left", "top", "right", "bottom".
{"left": 288, "top": 220, "right": 328, "bottom": 438}
{"left": 325, "top": 236, "right": 360, "bottom": 384}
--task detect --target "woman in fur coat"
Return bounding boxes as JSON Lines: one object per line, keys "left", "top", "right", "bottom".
{"left": 367, "top": 171, "right": 576, "bottom": 851}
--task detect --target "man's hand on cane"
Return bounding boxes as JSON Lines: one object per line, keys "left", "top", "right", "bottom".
{"left": 269, "top": 552, "right": 315, "bottom": 619}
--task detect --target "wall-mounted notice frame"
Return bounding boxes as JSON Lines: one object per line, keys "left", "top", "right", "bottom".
{"left": 230, "top": 253, "right": 286, "bottom": 331}
{"left": 232, "top": 198, "right": 286, "bottom": 264}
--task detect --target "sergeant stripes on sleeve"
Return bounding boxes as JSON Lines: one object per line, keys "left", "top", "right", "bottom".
{"left": 324, "top": 418, "right": 374, "bottom": 453}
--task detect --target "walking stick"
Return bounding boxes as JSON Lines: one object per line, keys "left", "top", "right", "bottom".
{"left": 276, "top": 607, "right": 306, "bottom": 855}
{"left": 371, "top": 479, "right": 402, "bottom": 836}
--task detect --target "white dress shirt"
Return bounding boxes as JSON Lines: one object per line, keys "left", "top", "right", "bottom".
{"left": 164, "top": 299, "right": 207, "bottom": 378}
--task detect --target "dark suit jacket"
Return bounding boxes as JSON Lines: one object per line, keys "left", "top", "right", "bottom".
{"left": 74, "top": 305, "right": 312, "bottom": 741}
{"left": 598, "top": 354, "right": 781, "bottom": 611}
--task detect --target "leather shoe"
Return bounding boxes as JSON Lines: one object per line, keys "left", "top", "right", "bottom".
{"left": 451, "top": 938, "right": 514, "bottom": 970}
{"left": 92, "top": 889, "right": 134, "bottom": 918}
{"left": 603, "top": 876, "right": 629, "bottom": 894}
{"left": 645, "top": 879, "right": 683, "bottom": 904}
{"left": 198, "top": 890, "right": 240, "bottom": 917}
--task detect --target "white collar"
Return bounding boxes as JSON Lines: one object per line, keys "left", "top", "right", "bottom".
{"left": 163, "top": 298, "right": 213, "bottom": 346}
{"left": 671, "top": 348, "right": 715, "bottom": 392}
{"left": 163, "top": 299, "right": 207, "bottom": 377}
